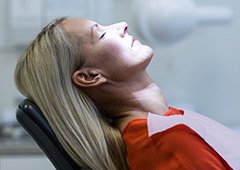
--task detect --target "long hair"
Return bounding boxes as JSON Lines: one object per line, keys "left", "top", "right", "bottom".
{"left": 14, "top": 17, "right": 129, "bottom": 170}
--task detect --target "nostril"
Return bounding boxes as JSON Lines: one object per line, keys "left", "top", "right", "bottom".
{"left": 118, "top": 22, "right": 128, "bottom": 37}
{"left": 120, "top": 22, "right": 128, "bottom": 37}
{"left": 124, "top": 26, "right": 128, "bottom": 34}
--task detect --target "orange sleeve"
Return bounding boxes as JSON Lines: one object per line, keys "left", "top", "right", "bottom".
{"left": 122, "top": 119, "right": 232, "bottom": 170}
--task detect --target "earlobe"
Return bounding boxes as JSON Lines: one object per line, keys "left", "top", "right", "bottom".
{"left": 72, "top": 68, "right": 107, "bottom": 88}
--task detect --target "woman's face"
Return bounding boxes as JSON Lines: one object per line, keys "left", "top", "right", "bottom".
{"left": 62, "top": 18, "right": 153, "bottom": 81}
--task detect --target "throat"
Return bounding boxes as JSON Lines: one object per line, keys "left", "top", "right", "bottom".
{"left": 114, "top": 111, "right": 149, "bottom": 132}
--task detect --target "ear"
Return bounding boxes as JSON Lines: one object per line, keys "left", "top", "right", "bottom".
{"left": 72, "top": 68, "right": 107, "bottom": 88}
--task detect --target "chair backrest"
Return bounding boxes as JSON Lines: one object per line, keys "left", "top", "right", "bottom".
{"left": 16, "top": 99, "right": 82, "bottom": 170}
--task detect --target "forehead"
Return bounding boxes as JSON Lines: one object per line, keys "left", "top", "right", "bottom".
{"left": 61, "top": 18, "right": 95, "bottom": 38}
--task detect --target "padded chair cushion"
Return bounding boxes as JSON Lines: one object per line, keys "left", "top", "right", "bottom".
{"left": 16, "top": 99, "right": 81, "bottom": 170}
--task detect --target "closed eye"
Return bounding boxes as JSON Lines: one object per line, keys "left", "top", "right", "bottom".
{"left": 100, "top": 32, "right": 106, "bottom": 39}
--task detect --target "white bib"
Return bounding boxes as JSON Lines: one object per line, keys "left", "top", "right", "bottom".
{"left": 147, "top": 110, "right": 240, "bottom": 170}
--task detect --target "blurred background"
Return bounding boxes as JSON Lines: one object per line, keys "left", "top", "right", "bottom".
{"left": 0, "top": 0, "right": 239, "bottom": 169}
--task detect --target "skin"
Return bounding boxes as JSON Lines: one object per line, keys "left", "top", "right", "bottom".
{"left": 62, "top": 18, "right": 169, "bottom": 131}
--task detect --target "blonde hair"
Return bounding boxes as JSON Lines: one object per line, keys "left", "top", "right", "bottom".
{"left": 14, "top": 17, "right": 129, "bottom": 170}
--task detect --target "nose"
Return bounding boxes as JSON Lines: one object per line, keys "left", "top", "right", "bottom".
{"left": 116, "top": 22, "right": 128, "bottom": 38}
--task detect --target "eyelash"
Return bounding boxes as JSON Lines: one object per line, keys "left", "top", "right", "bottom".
{"left": 100, "top": 32, "right": 106, "bottom": 39}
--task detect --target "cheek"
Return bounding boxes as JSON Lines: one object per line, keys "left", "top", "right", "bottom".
{"left": 99, "top": 41, "right": 130, "bottom": 64}
{"left": 84, "top": 40, "right": 151, "bottom": 81}
{"left": 97, "top": 42, "right": 135, "bottom": 79}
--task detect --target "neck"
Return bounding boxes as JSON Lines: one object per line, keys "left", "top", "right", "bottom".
{"left": 85, "top": 72, "right": 169, "bottom": 131}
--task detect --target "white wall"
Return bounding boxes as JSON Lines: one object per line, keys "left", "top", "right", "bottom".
{"left": 0, "top": 0, "right": 22, "bottom": 120}
{"left": 148, "top": 0, "right": 240, "bottom": 127}
{"left": 0, "top": 0, "right": 239, "bottom": 129}
{"left": 0, "top": 51, "right": 20, "bottom": 110}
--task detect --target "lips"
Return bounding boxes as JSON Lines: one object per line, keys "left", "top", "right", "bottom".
{"left": 131, "top": 36, "right": 135, "bottom": 47}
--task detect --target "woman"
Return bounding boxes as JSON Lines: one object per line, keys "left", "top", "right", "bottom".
{"left": 14, "top": 17, "right": 239, "bottom": 170}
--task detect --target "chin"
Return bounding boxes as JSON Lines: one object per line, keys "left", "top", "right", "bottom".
{"left": 142, "top": 45, "right": 154, "bottom": 59}
{"left": 136, "top": 46, "right": 154, "bottom": 69}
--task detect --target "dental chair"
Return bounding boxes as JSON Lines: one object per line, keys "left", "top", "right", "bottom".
{"left": 16, "top": 99, "right": 82, "bottom": 170}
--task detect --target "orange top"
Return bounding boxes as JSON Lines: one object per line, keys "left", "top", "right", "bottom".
{"left": 122, "top": 108, "right": 232, "bottom": 170}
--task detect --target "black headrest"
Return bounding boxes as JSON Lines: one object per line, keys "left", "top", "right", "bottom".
{"left": 16, "top": 99, "right": 81, "bottom": 170}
